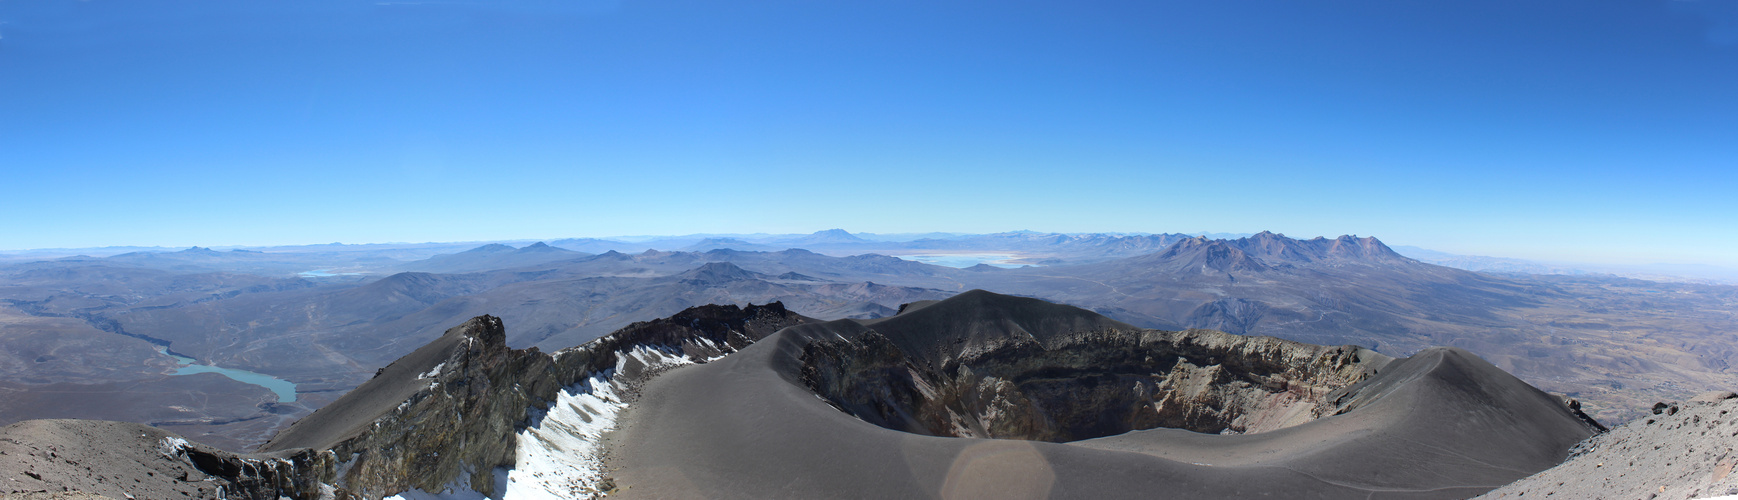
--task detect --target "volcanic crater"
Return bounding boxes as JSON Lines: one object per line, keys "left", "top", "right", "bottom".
{"left": 798, "top": 292, "right": 1394, "bottom": 442}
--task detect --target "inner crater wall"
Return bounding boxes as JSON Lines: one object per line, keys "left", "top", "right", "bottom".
{"left": 800, "top": 327, "right": 1393, "bottom": 442}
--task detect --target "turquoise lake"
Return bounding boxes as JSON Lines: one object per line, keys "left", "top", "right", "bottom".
{"left": 158, "top": 347, "right": 298, "bottom": 403}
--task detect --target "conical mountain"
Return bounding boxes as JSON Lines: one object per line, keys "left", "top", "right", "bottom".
{"left": 866, "top": 289, "right": 1136, "bottom": 371}
{"left": 675, "top": 262, "right": 763, "bottom": 285}
{"left": 785, "top": 229, "right": 868, "bottom": 247}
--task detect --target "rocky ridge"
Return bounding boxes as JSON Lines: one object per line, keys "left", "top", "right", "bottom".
{"left": 799, "top": 290, "right": 1397, "bottom": 441}
{"left": 258, "top": 302, "right": 810, "bottom": 499}
{"left": 2, "top": 302, "right": 811, "bottom": 500}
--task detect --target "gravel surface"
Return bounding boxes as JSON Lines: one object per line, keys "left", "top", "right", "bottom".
{"left": 1480, "top": 392, "right": 1738, "bottom": 500}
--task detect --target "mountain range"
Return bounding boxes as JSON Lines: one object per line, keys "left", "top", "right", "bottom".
{"left": 1, "top": 230, "right": 1734, "bottom": 450}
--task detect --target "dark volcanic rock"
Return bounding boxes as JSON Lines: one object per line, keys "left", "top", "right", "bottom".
{"left": 0, "top": 419, "right": 345, "bottom": 499}
{"left": 257, "top": 303, "right": 811, "bottom": 499}
{"left": 799, "top": 290, "right": 1389, "bottom": 441}
{"left": 1692, "top": 390, "right": 1738, "bottom": 403}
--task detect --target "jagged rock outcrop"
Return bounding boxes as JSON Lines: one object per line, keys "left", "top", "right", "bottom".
{"left": 3, "top": 302, "right": 810, "bottom": 500}
{"left": 258, "top": 302, "right": 811, "bottom": 499}
{"left": 0, "top": 419, "right": 346, "bottom": 499}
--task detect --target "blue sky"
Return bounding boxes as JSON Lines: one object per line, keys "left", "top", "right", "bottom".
{"left": 2, "top": 0, "right": 1735, "bottom": 266}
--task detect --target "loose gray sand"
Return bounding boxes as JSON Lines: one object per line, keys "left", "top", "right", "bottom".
{"left": 0, "top": 493, "right": 115, "bottom": 499}
{"left": 1480, "top": 392, "right": 1738, "bottom": 500}
{"left": 601, "top": 292, "right": 1600, "bottom": 499}
{"left": 0, "top": 420, "right": 230, "bottom": 499}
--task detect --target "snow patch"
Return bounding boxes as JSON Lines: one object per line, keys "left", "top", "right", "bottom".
{"left": 503, "top": 372, "right": 625, "bottom": 499}
{"left": 383, "top": 469, "right": 504, "bottom": 500}
{"left": 157, "top": 436, "right": 188, "bottom": 457}
{"left": 691, "top": 336, "right": 730, "bottom": 360}
{"left": 622, "top": 344, "right": 696, "bottom": 371}
{"left": 385, "top": 343, "right": 711, "bottom": 500}
{"left": 419, "top": 362, "right": 447, "bottom": 380}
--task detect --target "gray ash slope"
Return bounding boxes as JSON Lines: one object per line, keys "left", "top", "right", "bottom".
{"left": 1477, "top": 391, "right": 1738, "bottom": 500}
{"left": 610, "top": 290, "right": 1603, "bottom": 499}
{"left": 0, "top": 419, "right": 339, "bottom": 500}
{"left": 6, "top": 290, "right": 1599, "bottom": 499}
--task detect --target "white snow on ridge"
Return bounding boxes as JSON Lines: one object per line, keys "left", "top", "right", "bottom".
{"left": 157, "top": 436, "right": 189, "bottom": 457}
{"left": 418, "top": 362, "right": 446, "bottom": 380}
{"left": 387, "top": 343, "right": 713, "bottom": 500}
{"left": 619, "top": 344, "right": 695, "bottom": 373}
{"left": 504, "top": 371, "right": 626, "bottom": 499}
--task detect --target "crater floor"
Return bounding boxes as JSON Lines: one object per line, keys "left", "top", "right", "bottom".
{"left": 605, "top": 290, "right": 1601, "bottom": 499}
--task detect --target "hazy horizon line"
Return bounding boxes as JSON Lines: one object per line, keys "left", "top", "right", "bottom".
{"left": 5, "top": 230, "right": 1736, "bottom": 273}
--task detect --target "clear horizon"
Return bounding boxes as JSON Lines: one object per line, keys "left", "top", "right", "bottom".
{"left": 4, "top": 228, "right": 1734, "bottom": 270}
{"left": 4, "top": 1, "right": 1735, "bottom": 267}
